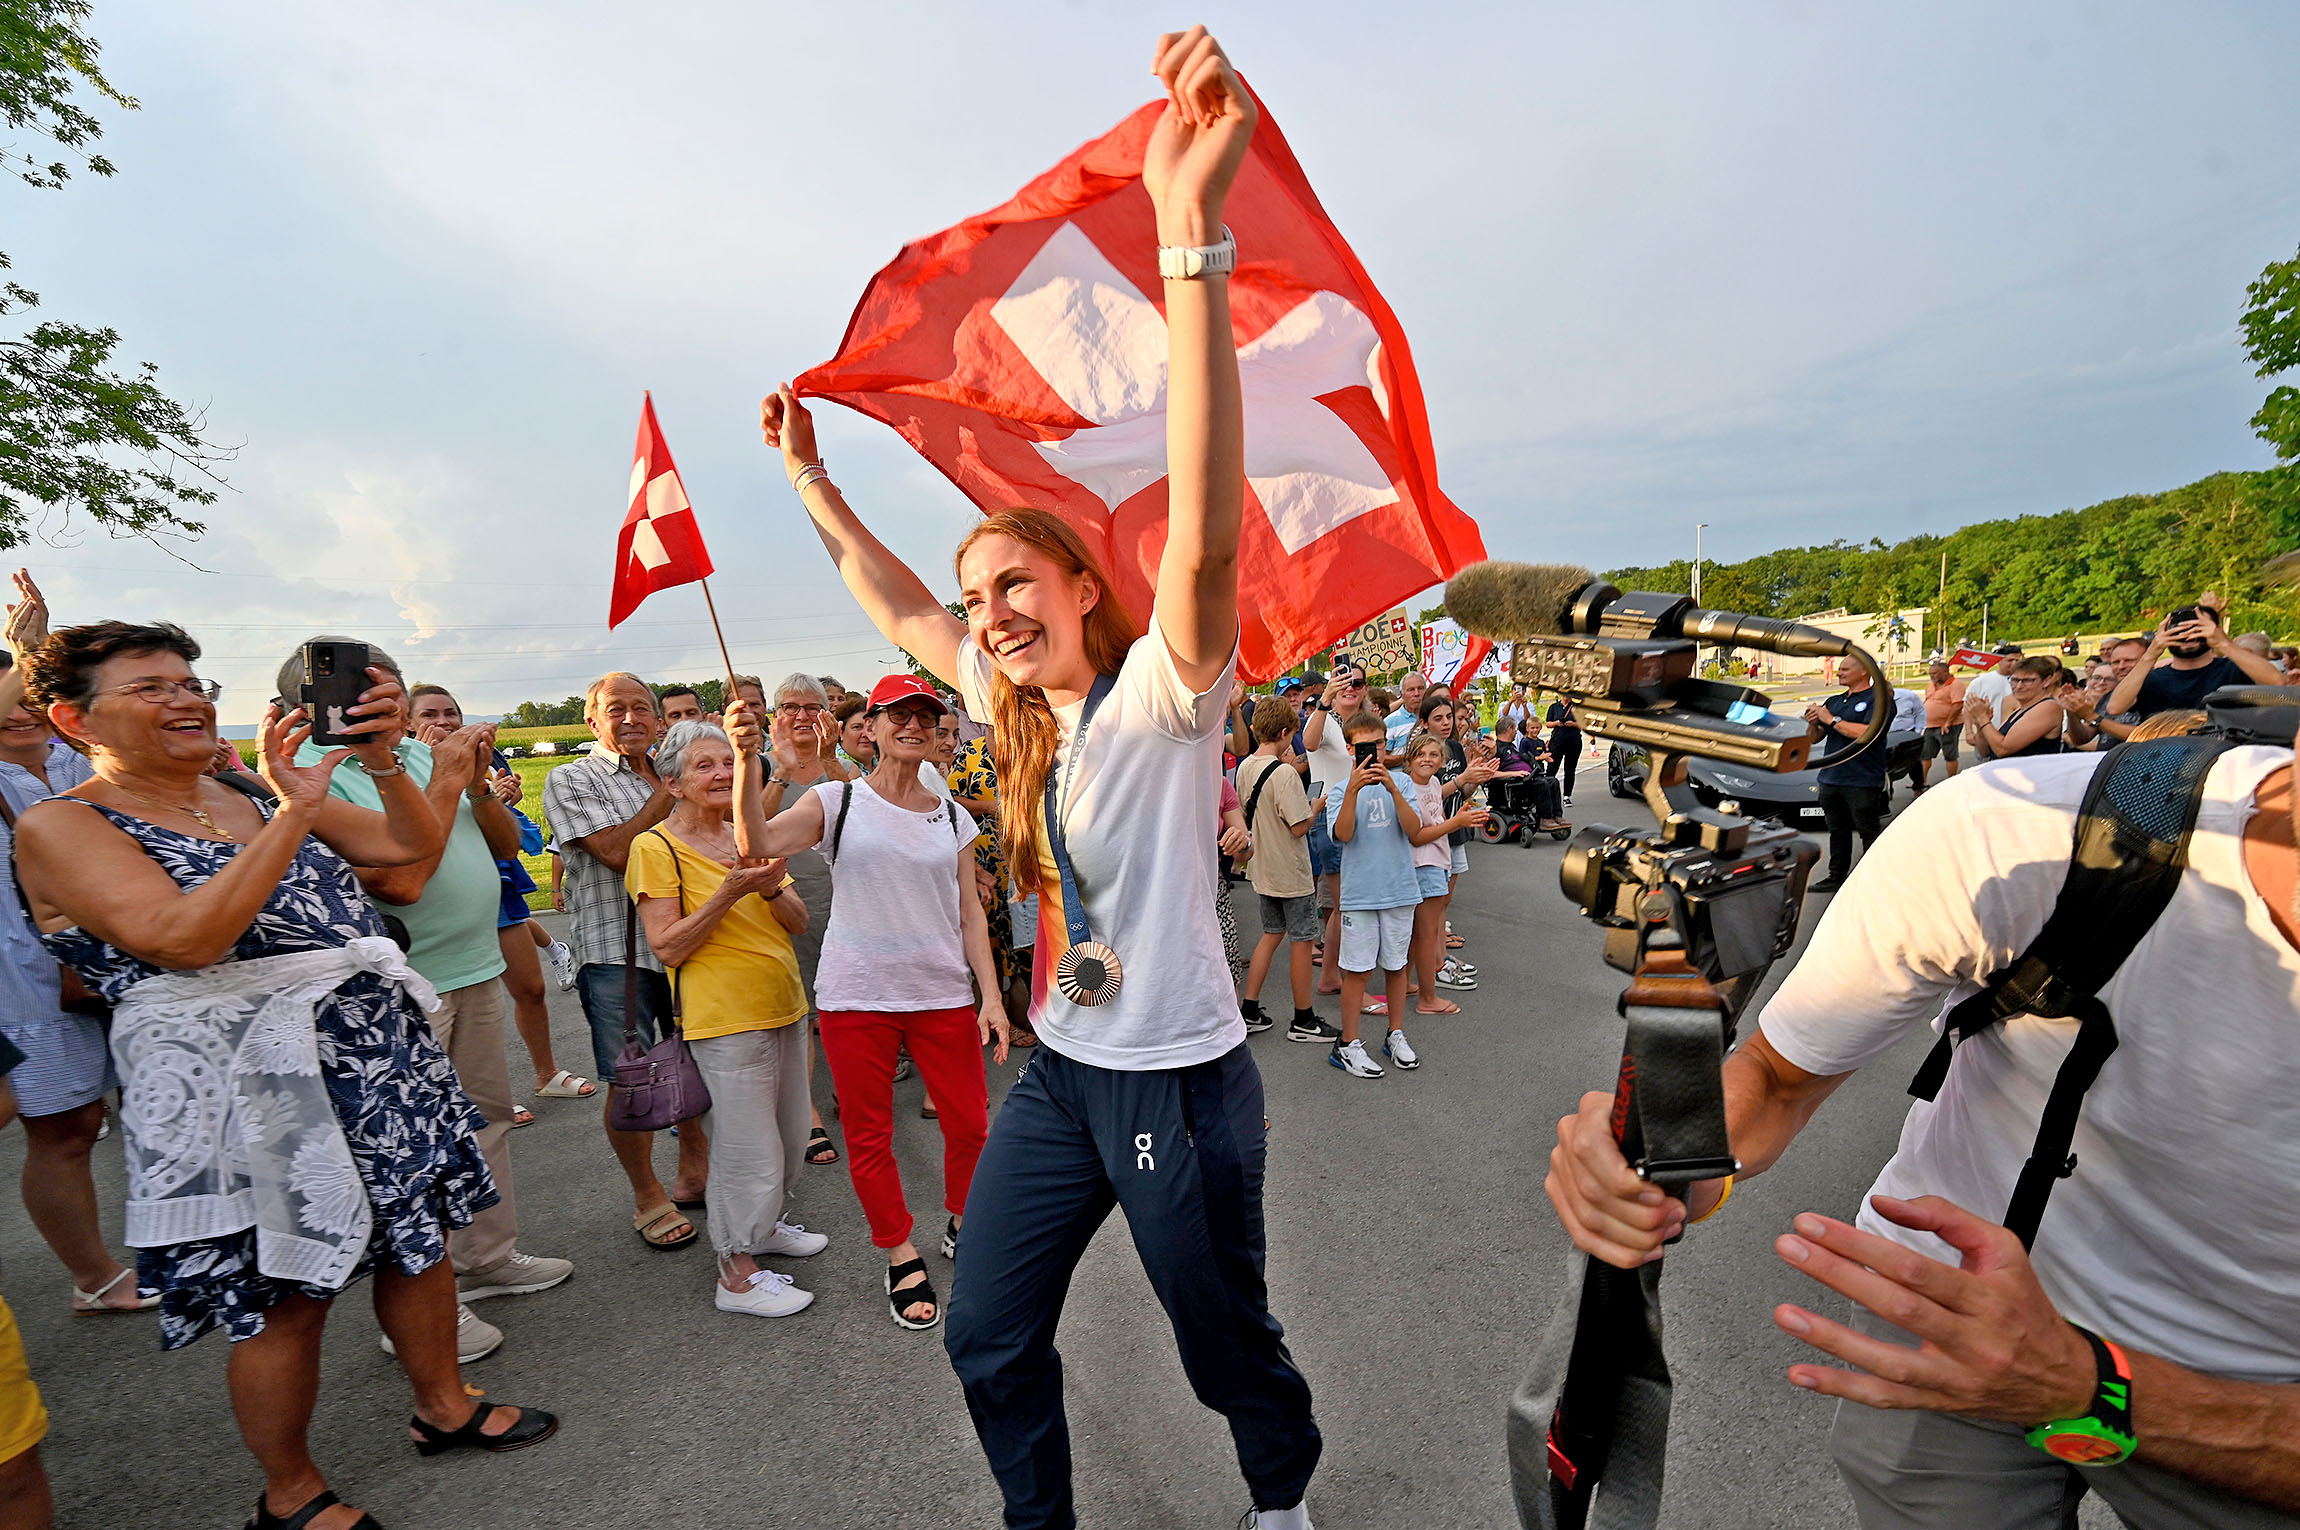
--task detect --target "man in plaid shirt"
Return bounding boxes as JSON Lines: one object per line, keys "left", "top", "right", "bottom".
{"left": 542, "top": 671, "right": 707, "bottom": 1250}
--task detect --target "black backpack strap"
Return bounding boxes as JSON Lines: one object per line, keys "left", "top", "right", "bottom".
{"left": 829, "top": 780, "right": 854, "bottom": 863}
{"left": 1906, "top": 732, "right": 2235, "bottom": 1247}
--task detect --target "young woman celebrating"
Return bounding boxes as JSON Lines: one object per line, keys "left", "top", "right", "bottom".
{"left": 757, "top": 29, "right": 1321, "bottom": 1529}
{"left": 726, "top": 677, "right": 1009, "bottom": 1332}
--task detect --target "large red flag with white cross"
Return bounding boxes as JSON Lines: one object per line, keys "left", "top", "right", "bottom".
{"left": 793, "top": 86, "right": 1485, "bottom": 683}
{"left": 610, "top": 392, "right": 716, "bottom": 629}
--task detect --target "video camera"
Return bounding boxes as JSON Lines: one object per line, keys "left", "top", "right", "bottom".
{"left": 1446, "top": 562, "right": 1888, "bottom": 1001}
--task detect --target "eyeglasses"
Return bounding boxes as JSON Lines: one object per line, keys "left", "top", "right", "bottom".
{"left": 101, "top": 677, "right": 222, "bottom": 705}
{"left": 777, "top": 702, "right": 828, "bottom": 715}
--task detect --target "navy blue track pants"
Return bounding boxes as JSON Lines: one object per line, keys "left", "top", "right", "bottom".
{"left": 944, "top": 1040, "right": 1321, "bottom": 1529}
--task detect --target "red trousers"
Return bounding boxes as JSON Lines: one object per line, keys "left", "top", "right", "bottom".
{"left": 817, "top": 1006, "right": 991, "bottom": 1249}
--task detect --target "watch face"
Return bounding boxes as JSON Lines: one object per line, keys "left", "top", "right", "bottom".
{"left": 2041, "top": 1430, "right": 2129, "bottom": 1466}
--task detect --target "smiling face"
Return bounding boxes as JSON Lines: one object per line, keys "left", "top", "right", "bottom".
{"left": 0, "top": 663, "right": 50, "bottom": 764}
{"left": 586, "top": 676, "right": 659, "bottom": 760}
{"left": 841, "top": 710, "right": 877, "bottom": 764}
{"left": 775, "top": 687, "right": 828, "bottom": 746}
{"left": 410, "top": 690, "right": 463, "bottom": 736}
{"left": 1423, "top": 702, "right": 1455, "bottom": 741}
{"left": 61, "top": 648, "right": 217, "bottom": 769}
{"left": 1399, "top": 673, "right": 1427, "bottom": 712}
{"left": 873, "top": 701, "right": 939, "bottom": 765}
{"left": 668, "top": 734, "right": 736, "bottom": 813}
{"left": 930, "top": 714, "right": 960, "bottom": 766}
{"left": 1406, "top": 740, "right": 1444, "bottom": 781}
{"left": 958, "top": 532, "right": 1098, "bottom": 694}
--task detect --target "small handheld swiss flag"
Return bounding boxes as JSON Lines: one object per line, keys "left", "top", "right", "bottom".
{"left": 795, "top": 84, "right": 1485, "bottom": 683}
{"left": 611, "top": 393, "right": 716, "bottom": 629}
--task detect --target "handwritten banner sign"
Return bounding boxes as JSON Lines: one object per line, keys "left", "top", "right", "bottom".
{"left": 1333, "top": 606, "right": 1415, "bottom": 672}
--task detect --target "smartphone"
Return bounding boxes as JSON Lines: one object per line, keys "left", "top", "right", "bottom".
{"left": 1352, "top": 739, "right": 1381, "bottom": 767}
{"left": 299, "top": 640, "right": 372, "bottom": 745}
{"left": 2167, "top": 604, "right": 2200, "bottom": 628}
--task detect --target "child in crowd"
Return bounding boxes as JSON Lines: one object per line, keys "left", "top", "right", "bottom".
{"left": 1323, "top": 712, "right": 1425, "bottom": 1079}
{"left": 1401, "top": 731, "right": 1489, "bottom": 1017}
{"left": 1236, "top": 699, "right": 1328, "bottom": 1042}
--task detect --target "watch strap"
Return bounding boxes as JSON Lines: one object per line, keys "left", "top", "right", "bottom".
{"left": 1158, "top": 227, "right": 1237, "bottom": 281}
{"left": 2024, "top": 1325, "right": 2135, "bottom": 1466}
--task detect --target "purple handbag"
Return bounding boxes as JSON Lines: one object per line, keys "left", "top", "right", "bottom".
{"left": 607, "top": 837, "right": 711, "bottom": 1131}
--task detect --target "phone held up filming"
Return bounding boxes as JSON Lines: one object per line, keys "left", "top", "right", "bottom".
{"left": 298, "top": 640, "right": 371, "bottom": 746}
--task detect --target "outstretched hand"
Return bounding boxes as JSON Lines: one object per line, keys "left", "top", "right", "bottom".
{"left": 4, "top": 569, "right": 50, "bottom": 658}
{"left": 1143, "top": 27, "right": 1257, "bottom": 246}
{"left": 1771, "top": 1195, "right": 2094, "bottom": 1427}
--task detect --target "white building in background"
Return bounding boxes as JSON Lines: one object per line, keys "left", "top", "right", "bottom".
{"left": 1714, "top": 606, "right": 1929, "bottom": 679}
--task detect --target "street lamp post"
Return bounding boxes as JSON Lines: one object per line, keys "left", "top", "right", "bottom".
{"left": 1693, "top": 522, "right": 1706, "bottom": 605}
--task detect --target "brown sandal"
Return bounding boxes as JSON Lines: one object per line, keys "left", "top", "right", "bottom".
{"left": 633, "top": 1203, "right": 696, "bottom": 1250}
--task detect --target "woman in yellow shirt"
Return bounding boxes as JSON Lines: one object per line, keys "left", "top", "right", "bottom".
{"left": 629, "top": 722, "right": 821, "bottom": 1320}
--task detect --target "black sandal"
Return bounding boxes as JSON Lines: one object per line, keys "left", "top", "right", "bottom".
{"left": 885, "top": 1258, "right": 940, "bottom": 1331}
{"left": 805, "top": 1125, "right": 840, "bottom": 1165}
{"left": 409, "top": 1402, "right": 559, "bottom": 1456}
{"left": 247, "top": 1489, "right": 382, "bottom": 1530}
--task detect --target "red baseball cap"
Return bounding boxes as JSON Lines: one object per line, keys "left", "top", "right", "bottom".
{"left": 864, "top": 674, "right": 951, "bottom": 717}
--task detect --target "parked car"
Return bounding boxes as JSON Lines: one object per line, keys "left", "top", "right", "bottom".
{"left": 1606, "top": 720, "right": 1921, "bottom": 828}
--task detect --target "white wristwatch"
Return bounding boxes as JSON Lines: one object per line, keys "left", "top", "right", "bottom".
{"left": 1158, "top": 227, "right": 1237, "bottom": 281}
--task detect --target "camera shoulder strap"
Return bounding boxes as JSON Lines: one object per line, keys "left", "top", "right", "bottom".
{"left": 1906, "top": 731, "right": 2234, "bottom": 1247}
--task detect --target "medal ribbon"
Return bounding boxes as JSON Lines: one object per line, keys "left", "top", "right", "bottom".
{"left": 1042, "top": 672, "right": 1117, "bottom": 952}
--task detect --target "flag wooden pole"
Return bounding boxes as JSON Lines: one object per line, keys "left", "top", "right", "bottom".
{"left": 697, "top": 576, "right": 740, "bottom": 700}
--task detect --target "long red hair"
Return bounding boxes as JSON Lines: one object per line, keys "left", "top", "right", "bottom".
{"left": 955, "top": 510, "right": 1142, "bottom": 895}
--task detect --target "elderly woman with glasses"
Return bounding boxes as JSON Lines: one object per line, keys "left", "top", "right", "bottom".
{"left": 627, "top": 720, "right": 822, "bottom": 1318}
{"left": 1963, "top": 655, "right": 2068, "bottom": 760}
{"left": 11, "top": 622, "right": 556, "bottom": 1530}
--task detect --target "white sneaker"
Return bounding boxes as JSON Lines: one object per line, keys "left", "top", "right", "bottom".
{"left": 456, "top": 1250, "right": 573, "bottom": 1302}
{"left": 1239, "top": 1507, "right": 1317, "bottom": 1530}
{"left": 546, "top": 940, "right": 577, "bottom": 991}
{"left": 380, "top": 1302, "right": 501, "bottom": 1362}
{"left": 756, "top": 1219, "right": 827, "bottom": 1257}
{"left": 715, "top": 1268, "right": 813, "bottom": 1318}
{"left": 1437, "top": 960, "right": 1478, "bottom": 992}
{"left": 1385, "top": 1029, "right": 1420, "bottom": 1069}
{"left": 1328, "top": 1039, "right": 1385, "bottom": 1079}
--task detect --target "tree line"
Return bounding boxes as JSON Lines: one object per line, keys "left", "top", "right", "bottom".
{"left": 1605, "top": 468, "right": 2298, "bottom": 644}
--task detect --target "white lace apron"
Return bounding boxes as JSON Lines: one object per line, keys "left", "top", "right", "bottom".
{"left": 109, "top": 935, "right": 442, "bottom": 1290}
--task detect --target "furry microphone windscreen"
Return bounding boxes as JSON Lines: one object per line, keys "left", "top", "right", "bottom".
{"left": 1443, "top": 561, "right": 1594, "bottom": 640}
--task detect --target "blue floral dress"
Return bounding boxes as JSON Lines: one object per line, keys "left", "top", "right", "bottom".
{"left": 38, "top": 802, "right": 495, "bottom": 1349}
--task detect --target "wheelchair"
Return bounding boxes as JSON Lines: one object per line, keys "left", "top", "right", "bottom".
{"left": 1477, "top": 771, "right": 1572, "bottom": 844}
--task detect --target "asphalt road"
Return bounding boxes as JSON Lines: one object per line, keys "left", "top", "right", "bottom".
{"left": 0, "top": 776, "right": 2111, "bottom": 1529}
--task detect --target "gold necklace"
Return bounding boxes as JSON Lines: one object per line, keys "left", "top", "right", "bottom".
{"left": 107, "top": 779, "right": 237, "bottom": 840}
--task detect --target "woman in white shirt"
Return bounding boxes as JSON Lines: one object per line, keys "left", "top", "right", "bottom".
{"left": 754, "top": 30, "right": 1323, "bottom": 1530}
{"left": 729, "top": 677, "right": 1007, "bottom": 1331}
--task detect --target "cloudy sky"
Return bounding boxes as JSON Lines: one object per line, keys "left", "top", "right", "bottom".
{"left": 8, "top": 1, "right": 2297, "bottom": 723}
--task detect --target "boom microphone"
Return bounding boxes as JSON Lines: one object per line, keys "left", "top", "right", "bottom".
{"left": 1446, "top": 560, "right": 1856, "bottom": 660}
{"left": 1443, "top": 561, "right": 1593, "bottom": 639}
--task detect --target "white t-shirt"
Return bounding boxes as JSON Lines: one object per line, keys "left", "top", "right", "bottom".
{"left": 1965, "top": 668, "right": 2014, "bottom": 726}
{"left": 1758, "top": 748, "right": 2300, "bottom": 1382}
{"left": 955, "top": 616, "right": 1239, "bottom": 1071}
{"left": 808, "top": 778, "right": 979, "bottom": 1013}
{"left": 1302, "top": 707, "right": 1355, "bottom": 801}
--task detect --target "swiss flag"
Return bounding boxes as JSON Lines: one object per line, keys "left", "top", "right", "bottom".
{"left": 611, "top": 393, "right": 716, "bottom": 629}
{"left": 794, "top": 86, "right": 1485, "bottom": 683}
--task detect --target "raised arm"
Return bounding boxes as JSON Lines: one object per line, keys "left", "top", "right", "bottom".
{"left": 729, "top": 698, "right": 831, "bottom": 862}
{"left": 764, "top": 388, "right": 966, "bottom": 688}
{"left": 1144, "top": 27, "right": 1256, "bottom": 692}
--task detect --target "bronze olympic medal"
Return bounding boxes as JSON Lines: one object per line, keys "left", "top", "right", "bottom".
{"left": 1053, "top": 940, "right": 1124, "bottom": 1007}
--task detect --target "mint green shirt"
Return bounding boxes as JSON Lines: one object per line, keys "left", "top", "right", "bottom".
{"left": 300, "top": 738, "right": 507, "bottom": 992}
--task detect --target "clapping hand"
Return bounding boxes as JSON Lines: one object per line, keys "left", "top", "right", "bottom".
{"left": 4, "top": 569, "right": 49, "bottom": 658}
{"left": 258, "top": 704, "right": 352, "bottom": 820}
{"left": 1143, "top": 27, "right": 1257, "bottom": 245}
{"left": 1458, "top": 802, "right": 1492, "bottom": 828}
{"left": 723, "top": 858, "right": 787, "bottom": 901}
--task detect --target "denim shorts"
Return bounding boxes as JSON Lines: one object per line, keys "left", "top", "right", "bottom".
{"left": 575, "top": 962, "right": 676, "bottom": 1080}
{"left": 1450, "top": 841, "right": 1470, "bottom": 876}
{"left": 1306, "top": 801, "right": 1339, "bottom": 879}
{"left": 1415, "top": 865, "right": 1451, "bottom": 900}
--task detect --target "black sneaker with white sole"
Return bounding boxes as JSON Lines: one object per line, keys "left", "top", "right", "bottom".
{"left": 1287, "top": 1014, "right": 1342, "bottom": 1044}
{"left": 1242, "top": 1010, "right": 1274, "bottom": 1033}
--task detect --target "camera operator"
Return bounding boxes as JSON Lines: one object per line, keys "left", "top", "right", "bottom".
{"left": 1544, "top": 742, "right": 2300, "bottom": 1526}
{"left": 2106, "top": 597, "right": 2285, "bottom": 721}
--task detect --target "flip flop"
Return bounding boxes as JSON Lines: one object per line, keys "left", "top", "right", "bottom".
{"left": 72, "top": 1267, "right": 157, "bottom": 1315}
{"left": 633, "top": 1203, "right": 696, "bottom": 1250}
{"left": 534, "top": 1069, "right": 596, "bottom": 1099}
{"left": 1415, "top": 998, "right": 1463, "bottom": 1015}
